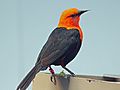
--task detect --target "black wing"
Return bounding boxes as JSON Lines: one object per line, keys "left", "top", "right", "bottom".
{"left": 36, "top": 27, "right": 81, "bottom": 68}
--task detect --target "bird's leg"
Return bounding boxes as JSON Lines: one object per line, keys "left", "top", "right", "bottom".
{"left": 49, "top": 66, "right": 56, "bottom": 85}
{"left": 62, "top": 66, "right": 75, "bottom": 76}
{"left": 49, "top": 66, "right": 55, "bottom": 74}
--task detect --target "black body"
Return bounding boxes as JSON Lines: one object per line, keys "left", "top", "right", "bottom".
{"left": 17, "top": 27, "right": 82, "bottom": 90}
{"left": 36, "top": 27, "right": 81, "bottom": 68}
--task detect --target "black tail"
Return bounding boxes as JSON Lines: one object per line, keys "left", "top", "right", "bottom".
{"left": 16, "top": 65, "right": 40, "bottom": 90}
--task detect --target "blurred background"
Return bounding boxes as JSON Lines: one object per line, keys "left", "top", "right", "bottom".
{"left": 0, "top": 0, "right": 120, "bottom": 90}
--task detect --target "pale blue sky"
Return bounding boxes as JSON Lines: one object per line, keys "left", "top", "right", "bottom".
{"left": 0, "top": 0, "right": 120, "bottom": 90}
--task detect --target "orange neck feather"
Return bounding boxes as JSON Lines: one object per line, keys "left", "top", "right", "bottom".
{"left": 58, "top": 17, "right": 83, "bottom": 40}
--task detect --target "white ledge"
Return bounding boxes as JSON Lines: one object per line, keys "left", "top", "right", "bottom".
{"left": 32, "top": 73, "right": 120, "bottom": 90}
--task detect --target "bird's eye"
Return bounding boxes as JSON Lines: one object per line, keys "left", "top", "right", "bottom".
{"left": 67, "top": 14, "right": 77, "bottom": 18}
{"left": 70, "top": 14, "right": 76, "bottom": 17}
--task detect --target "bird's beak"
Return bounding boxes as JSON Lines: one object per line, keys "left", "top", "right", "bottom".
{"left": 78, "top": 10, "right": 90, "bottom": 16}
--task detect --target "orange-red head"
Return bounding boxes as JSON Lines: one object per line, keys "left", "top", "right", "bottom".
{"left": 58, "top": 8, "right": 88, "bottom": 40}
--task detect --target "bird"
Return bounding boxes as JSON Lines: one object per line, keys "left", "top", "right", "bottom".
{"left": 16, "top": 8, "right": 88, "bottom": 90}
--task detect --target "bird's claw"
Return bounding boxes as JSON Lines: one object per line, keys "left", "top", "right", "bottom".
{"left": 50, "top": 74, "right": 56, "bottom": 85}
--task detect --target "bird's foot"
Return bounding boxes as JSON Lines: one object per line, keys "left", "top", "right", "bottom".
{"left": 50, "top": 74, "right": 56, "bottom": 85}
{"left": 49, "top": 66, "right": 56, "bottom": 85}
